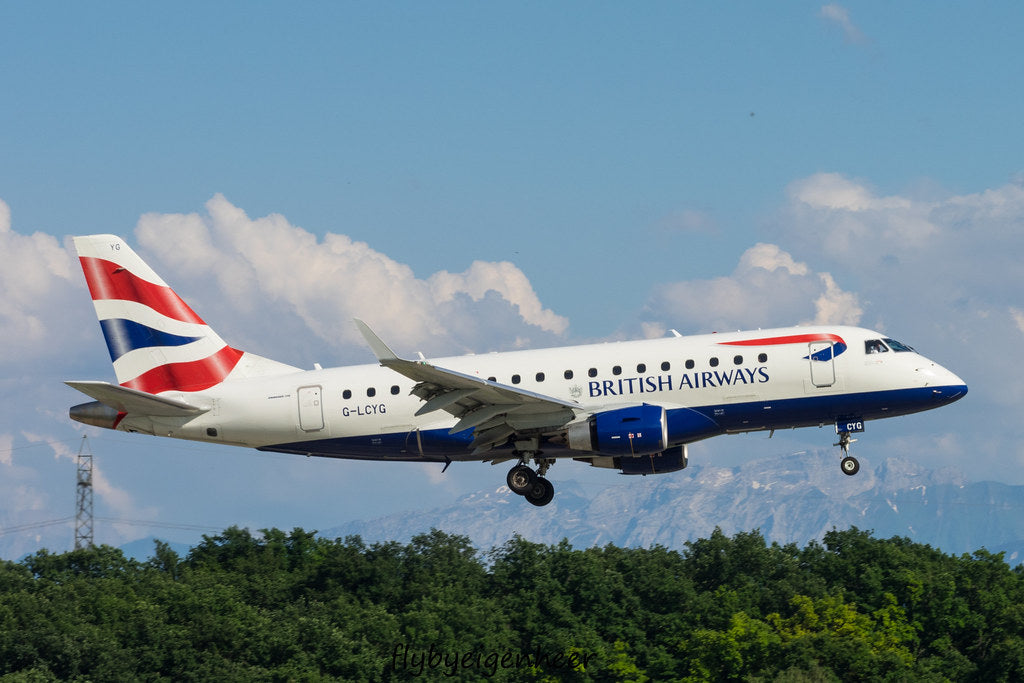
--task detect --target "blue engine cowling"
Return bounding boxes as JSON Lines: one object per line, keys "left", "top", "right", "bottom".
{"left": 566, "top": 404, "right": 668, "bottom": 456}
{"left": 617, "top": 445, "right": 688, "bottom": 475}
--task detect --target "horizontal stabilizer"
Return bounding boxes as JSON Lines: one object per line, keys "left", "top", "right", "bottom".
{"left": 65, "top": 381, "right": 209, "bottom": 416}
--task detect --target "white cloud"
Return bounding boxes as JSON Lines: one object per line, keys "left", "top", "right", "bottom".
{"left": 785, "top": 173, "right": 936, "bottom": 255}
{"left": 814, "top": 273, "right": 863, "bottom": 325}
{"left": 819, "top": 4, "right": 867, "bottom": 44}
{"left": 739, "top": 242, "right": 809, "bottom": 276}
{"left": 779, "top": 173, "right": 1024, "bottom": 308}
{"left": 0, "top": 433, "right": 12, "bottom": 467}
{"left": 1012, "top": 308, "right": 1024, "bottom": 336}
{"left": 429, "top": 261, "right": 568, "bottom": 335}
{"left": 642, "top": 243, "right": 861, "bottom": 332}
{"left": 0, "top": 200, "right": 84, "bottom": 361}
{"left": 0, "top": 198, "right": 10, "bottom": 233}
{"left": 134, "top": 194, "right": 568, "bottom": 362}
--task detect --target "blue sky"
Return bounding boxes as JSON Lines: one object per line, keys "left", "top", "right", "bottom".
{"left": 1, "top": 3, "right": 1022, "bottom": 556}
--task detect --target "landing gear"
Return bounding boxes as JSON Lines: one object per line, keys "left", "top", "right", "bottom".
{"left": 506, "top": 464, "right": 535, "bottom": 494}
{"left": 525, "top": 477, "right": 555, "bottom": 506}
{"left": 834, "top": 428, "right": 860, "bottom": 476}
{"left": 506, "top": 443, "right": 556, "bottom": 506}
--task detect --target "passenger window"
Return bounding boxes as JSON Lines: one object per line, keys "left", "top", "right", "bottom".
{"left": 865, "top": 339, "right": 889, "bottom": 354}
{"left": 511, "top": 374, "right": 521, "bottom": 384}
{"left": 636, "top": 363, "right": 646, "bottom": 373}
{"left": 342, "top": 389, "right": 351, "bottom": 399}
{"left": 661, "top": 361, "right": 671, "bottom": 371}
{"left": 733, "top": 355, "right": 743, "bottom": 365}
{"left": 685, "top": 359, "right": 695, "bottom": 370}
{"left": 390, "top": 385, "right": 400, "bottom": 395}
{"left": 487, "top": 376, "right": 496, "bottom": 382}
{"left": 536, "top": 372, "right": 545, "bottom": 382}
{"left": 588, "top": 368, "right": 598, "bottom": 378}
{"left": 564, "top": 370, "right": 574, "bottom": 380}
{"left": 709, "top": 357, "right": 719, "bottom": 367}
{"left": 612, "top": 365, "right": 622, "bottom": 376}
{"left": 758, "top": 353, "right": 768, "bottom": 363}
{"left": 367, "top": 387, "right": 376, "bottom": 397}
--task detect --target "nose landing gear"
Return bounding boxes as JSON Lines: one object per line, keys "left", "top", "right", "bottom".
{"left": 834, "top": 426, "right": 860, "bottom": 476}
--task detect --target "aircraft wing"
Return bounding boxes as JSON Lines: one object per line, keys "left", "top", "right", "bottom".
{"left": 66, "top": 381, "right": 210, "bottom": 417}
{"left": 355, "top": 320, "right": 582, "bottom": 453}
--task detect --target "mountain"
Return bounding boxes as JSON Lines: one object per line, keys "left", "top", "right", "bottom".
{"left": 322, "top": 451, "right": 1024, "bottom": 564}
{"left": 118, "top": 537, "right": 193, "bottom": 562}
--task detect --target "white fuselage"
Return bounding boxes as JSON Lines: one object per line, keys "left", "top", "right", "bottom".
{"left": 111, "top": 325, "right": 967, "bottom": 464}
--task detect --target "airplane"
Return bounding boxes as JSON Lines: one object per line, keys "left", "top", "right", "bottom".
{"left": 66, "top": 234, "right": 968, "bottom": 506}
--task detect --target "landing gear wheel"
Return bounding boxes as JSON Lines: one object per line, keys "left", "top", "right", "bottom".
{"left": 525, "top": 477, "right": 555, "bottom": 507}
{"left": 841, "top": 455, "right": 860, "bottom": 476}
{"left": 506, "top": 464, "right": 536, "bottom": 494}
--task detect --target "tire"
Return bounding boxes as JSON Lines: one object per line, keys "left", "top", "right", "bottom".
{"left": 506, "top": 465, "right": 536, "bottom": 494}
{"left": 525, "top": 477, "right": 555, "bottom": 506}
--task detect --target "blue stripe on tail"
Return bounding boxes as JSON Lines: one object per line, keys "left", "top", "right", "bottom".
{"left": 99, "top": 318, "right": 202, "bottom": 362}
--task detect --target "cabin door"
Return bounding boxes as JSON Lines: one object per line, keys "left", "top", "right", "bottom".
{"left": 298, "top": 385, "right": 325, "bottom": 431}
{"left": 808, "top": 342, "right": 836, "bottom": 387}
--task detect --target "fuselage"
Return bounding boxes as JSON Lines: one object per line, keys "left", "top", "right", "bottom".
{"left": 104, "top": 325, "right": 967, "bottom": 463}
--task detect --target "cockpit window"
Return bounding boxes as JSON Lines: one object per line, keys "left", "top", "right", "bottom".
{"left": 883, "top": 338, "right": 915, "bottom": 352}
{"left": 865, "top": 339, "right": 889, "bottom": 354}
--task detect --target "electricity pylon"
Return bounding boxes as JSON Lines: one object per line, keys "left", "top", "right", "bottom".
{"left": 74, "top": 436, "right": 94, "bottom": 550}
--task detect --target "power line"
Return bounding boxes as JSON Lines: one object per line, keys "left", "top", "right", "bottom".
{"left": 0, "top": 517, "right": 75, "bottom": 538}
{"left": 95, "top": 517, "right": 224, "bottom": 533}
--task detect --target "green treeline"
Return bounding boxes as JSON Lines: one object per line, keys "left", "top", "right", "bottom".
{"left": 1, "top": 527, "right": 1023, "bottom": 682}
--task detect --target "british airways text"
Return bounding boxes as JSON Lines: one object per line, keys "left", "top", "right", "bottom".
{"left": 588, "top": 367, "right": 769, "bottom": 398}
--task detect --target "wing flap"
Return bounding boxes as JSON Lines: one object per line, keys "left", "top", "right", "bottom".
{"left": 355, "top": 319, "right": 583, "bottom": 452}
{"left": 66, "top": 381, "right": 209, "bottom": 416}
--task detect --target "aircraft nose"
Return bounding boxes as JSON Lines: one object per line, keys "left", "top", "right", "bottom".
{"left": 919, "top": 363, "right": 968, "bottom": 404}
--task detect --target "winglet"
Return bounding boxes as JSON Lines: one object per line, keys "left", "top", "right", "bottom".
{"left": 354, "top": 319, "right": 401, "bottom": 362}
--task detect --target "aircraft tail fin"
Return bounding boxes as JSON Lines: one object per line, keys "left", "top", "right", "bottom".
{"left": 73, "top": 234, "right": 297, "bottom": 394}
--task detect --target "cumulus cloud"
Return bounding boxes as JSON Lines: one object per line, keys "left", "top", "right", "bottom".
{"left": 133, "top": 194, "right": 568, "bottom": 362}
{"left": 0, "top": 199, "right": 85, "bottom": 361}
{"left": 642, "top": 242, "right": 861, "bottom": 332}
{"left": 779, "top": 172, "right": 1024, "bottom": 308}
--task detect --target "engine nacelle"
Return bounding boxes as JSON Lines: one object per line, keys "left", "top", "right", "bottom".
{"left": 566, "top": 404, "right": 668, "bottom": 456}
{"left": 575, "top": 444, "right": 689, "bottom": 475}
{"left": 617, "top": 444, "right": 688, "bottom": 475}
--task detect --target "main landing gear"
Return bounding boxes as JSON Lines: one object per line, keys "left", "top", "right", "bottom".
{"left": 506, "top": 449, "right": 556, "bottom": 507}
{"left": 835, "top": 429, "right": 860, "bottom": 476}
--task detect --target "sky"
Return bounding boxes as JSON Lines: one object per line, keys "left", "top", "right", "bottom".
{"left": 1, "top": 2, "right": 1022, "bottom": 557}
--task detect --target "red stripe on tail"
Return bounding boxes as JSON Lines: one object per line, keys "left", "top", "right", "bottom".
{"left": 79, "top": 256, "right": 205, "bottom": 324}
{"left": 121, "top": 346, "right": 244, "bottom": 394}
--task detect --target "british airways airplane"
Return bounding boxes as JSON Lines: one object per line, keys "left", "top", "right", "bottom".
{"left": 67, "top": 235, "right": 968, "bottom": 506}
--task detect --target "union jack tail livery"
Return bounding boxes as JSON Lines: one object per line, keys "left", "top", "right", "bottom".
{"left": 74, "top": 235, "right": 248, "bottom": 394}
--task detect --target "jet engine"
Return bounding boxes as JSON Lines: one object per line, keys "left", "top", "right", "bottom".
{"left": 566, "top": 404, "right": 668, "bottom": 456}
